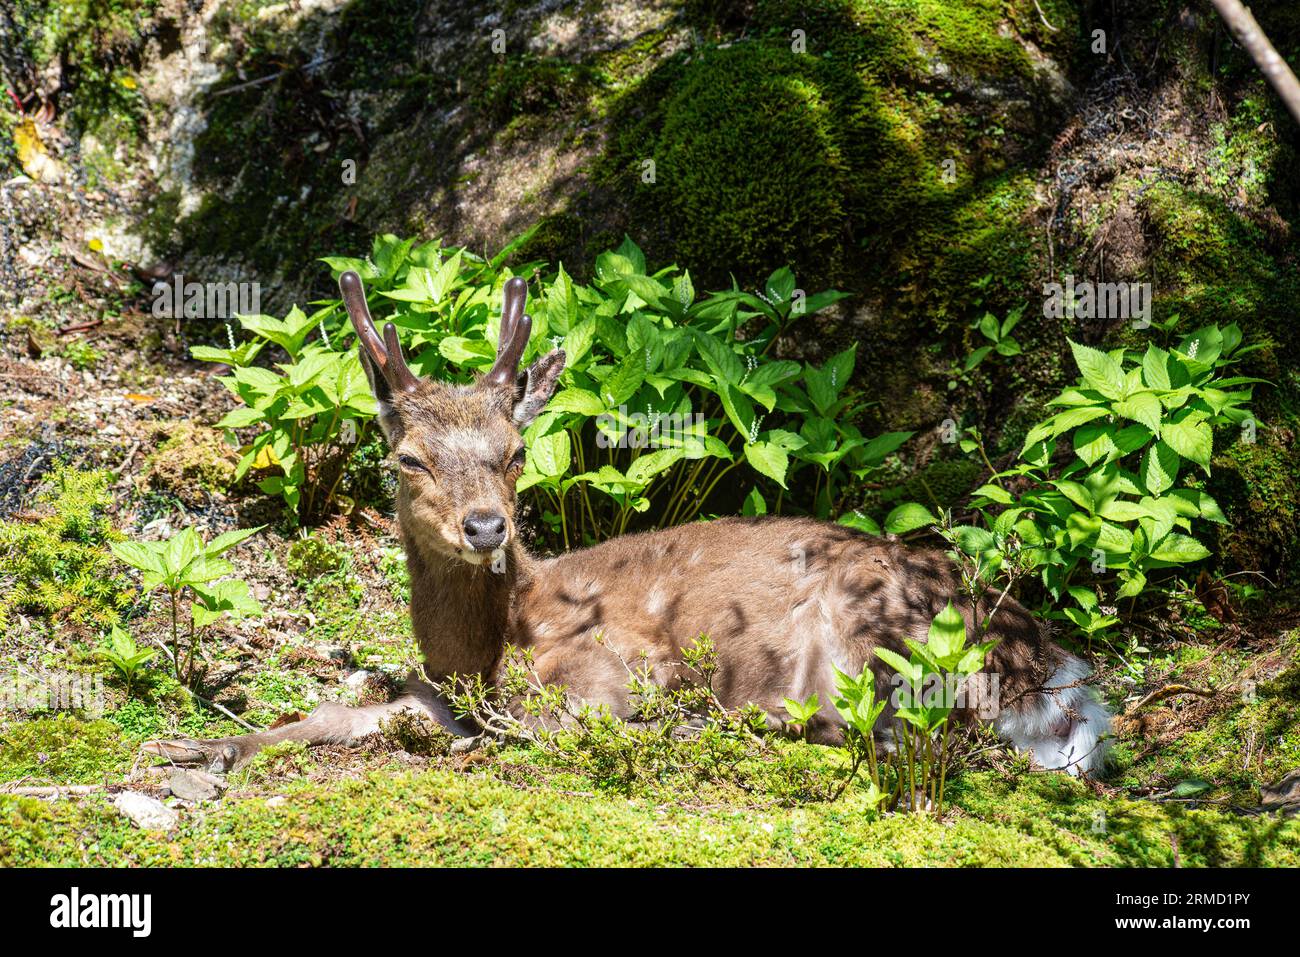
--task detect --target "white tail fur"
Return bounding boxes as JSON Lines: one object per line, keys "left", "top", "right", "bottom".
{"left": 994, "top": 654, "right": 1112, "bottom": 775}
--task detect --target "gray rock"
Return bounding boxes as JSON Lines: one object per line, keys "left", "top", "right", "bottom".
{"left": 168, "top": 767, "right": 222, "bottom": 803}
{"left": 112, "top": 792, "right": 179, "bottom": 833}
{"left": 1262, "top": 769, "right": 1300, "bottom": 815}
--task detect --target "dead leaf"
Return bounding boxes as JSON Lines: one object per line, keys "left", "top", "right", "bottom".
{"left": 268, "top": 711, "right": 306, "bottom": 730}
{"left": 14, "top": 119, "right": 63, "bottom": 183}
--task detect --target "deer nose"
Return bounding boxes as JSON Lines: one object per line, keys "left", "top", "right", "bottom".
{"left": 462, "top": 511, "right": 507, "bottom": 550}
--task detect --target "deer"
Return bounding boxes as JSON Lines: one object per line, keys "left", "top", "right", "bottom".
{"left": 144, "top": 271, "right": 1112, "bottom": 776}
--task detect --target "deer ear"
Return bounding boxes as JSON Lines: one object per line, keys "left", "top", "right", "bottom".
{"left": 513, "top": 349, "right": 566, "bottom": 427}
{"left": 357, "top": 349, "right": 403, "bottom": 442}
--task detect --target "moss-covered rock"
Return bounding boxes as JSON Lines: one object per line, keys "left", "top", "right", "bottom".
{"left": 139, "top": 420, "right": 238, "bottom": 505}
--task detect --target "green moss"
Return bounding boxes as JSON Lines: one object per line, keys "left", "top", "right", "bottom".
{"left": 1211, "top": 434, "right": 1300, "bottom": 573}
{"left": 510, "top": 211, "right": 584, "bottom": 267}
{"left": 474, "top": 54, "right": 601, "bottom": 123}
{"left": 877, "top": 457, "right": 982, "bottom": 511}
{"left": 9, "top": 0, "right": 156, "bottom": 144}
{"left": 140, "top": 421, "right": 237, "bottom": 503}
{"left": 231, "top": 740, "right": 316, "bottom": 789}
{"left": 0, "top": 466, "right": 129, "bottom": 631}
{"left": 952, "top": 773, "right": 1299, "bottom": 867}
{"left": 286, "top": 533, "right": 349, "bottom": 581}
{"left": 1132, "top": 177, "right": 1300, "bottom": 576}
{"left": 607, "top": 41, "right": 858, "bottom": 284}
{"left": 378, "top": 707, "right": 455, "bottom": 757}
{"left": 1140, "top": 182, "right": 1290, "bottom": 327}
{"left": 2, "top": 761, "right": 1295, "bottom": 866}
{"left": 1113, "top": 632, "right": 1300, "bottom": 805}
{"left": 601, "top": 0, "right": 1055, "bottom": 315}
{"left": 0, "top": 715, "right": 134, "bottom": 784}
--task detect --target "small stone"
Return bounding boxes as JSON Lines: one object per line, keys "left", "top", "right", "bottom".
{"left": 344, "top": 669, "right": 371, "bottom": 691}
{"left": 112, "top": 792, "right": 179, "bottom": 833}
{"left": 168, "top": 767, "right": 220, "bottom": 803}
{"left": 449, "top": 734, "right": 484, "bottom": 755}
{"left": 266, "top": 795, "right": 287, "bottom": 808}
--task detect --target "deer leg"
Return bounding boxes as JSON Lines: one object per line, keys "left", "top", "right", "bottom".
{"left": 142, "top": 673, "right": 475, "bottom": 773}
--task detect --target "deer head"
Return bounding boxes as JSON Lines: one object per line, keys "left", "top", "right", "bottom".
{"left": 338, "top": 271, "right": 565, "bottom": 566}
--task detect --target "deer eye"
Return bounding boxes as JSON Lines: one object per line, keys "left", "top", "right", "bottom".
{"left": 397, "top": 454, "right": 428, "bottom": 474}
{"left": 507, "top": 447, "right": 527, "bottom": 471}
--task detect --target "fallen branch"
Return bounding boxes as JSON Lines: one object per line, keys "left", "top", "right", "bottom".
{"left": 1211, "top": 0, "right": 1300, "bottom": 124}
{"left": 180, "top": 685, "right": 260, "bottom": 733}
{"left": 145, "top": 634, "right": 260, "bottom": 732}
{"left": 1034, "top": 0, "right": 1059, "bottom": 32}
{"left": 2, "top": 784, "right": 104, "bottom": 797}
{"left": 1127, "top": 683, "right": 1214, "bottom": 713}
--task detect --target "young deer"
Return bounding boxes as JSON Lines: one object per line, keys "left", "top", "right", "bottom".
{"left": 145, "top": 272, "right": 1112, "bottom": 774}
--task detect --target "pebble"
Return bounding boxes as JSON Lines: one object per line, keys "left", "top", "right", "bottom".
{"left": 112, "top": 792, "right": 179, "bottom": 833}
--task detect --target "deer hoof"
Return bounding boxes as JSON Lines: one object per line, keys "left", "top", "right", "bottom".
{"left": 141, "top": 738, "right": 243, "bottom": 773}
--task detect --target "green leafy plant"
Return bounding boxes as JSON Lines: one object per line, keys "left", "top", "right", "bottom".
{"left": 206, "top": 233, "right": 912, "bottom": 543}
{"left": 60, "top": 339, "right": 105, "bottom": 371}
{"left": 895, "top": 323, "right": 1259, "bottom": 647}
{"left": 781, "top": 692, "right": 821, "bottom": 739}
{"left": 109, "top": 526, "right": 264, "bottom": 684}
{"left": 95, "top": 625, "right": 155, "bottom": 694}
{"left": 964, "top": 304, "right": 1024, "bottom": 371}
{"left": 827, "top": 664, "right": 888, "bottom": 808}
{"left": 874, "top": 601, "right": 999, "bottom": 818}
{"left": 193, "top": 303, "right": 377, "bottom": 523}
{"left": 442, "top": 636, "right": 787, "bottom": 797}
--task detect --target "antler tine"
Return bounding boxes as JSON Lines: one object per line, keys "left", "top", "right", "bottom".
{"left": 339, "top": 270, "right": 419, "bottom": 393}
{"left": 485, "top": 276, "right": 531, "bottom": 386}
{"left": 381, "top": 321, "right": 421, "bottom": 392}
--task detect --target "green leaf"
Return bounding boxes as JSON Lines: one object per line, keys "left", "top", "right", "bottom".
{"left": 1161, "top": 416, "right": 1213, "bottom": 470}
{"left": 884, "top": 502, "right": 936, "bottom": 535}
{"left": 109, "top": 541, "right": 163, "bottom": 574}
{"left": 874, "top": 647, "right": 920, "bottom": 687}
{"left": 1141, "top": 344, "right": 1172, "bottom": 390}
{"left": 547, "top": 388, "right": 606, "bottom": 416}
{"left": 926, "top": 601, "right": 966, "bottom": 661}
{"left": 529, "top": 430, "right": 572, "bottom": 478}
{"left": 1068, "top": 339, "right": 1126, "bottom": 398}
{"left": 743, "top": 440, "right": 790, "bottom": 488}
{"left": 1171, "top": 778, "right": 1212, "bottom": 798}
{"left": 1141, "top": 441, "right": 1180, "bottom": 495}
{"left": 694, "top": 331, "right": 744, "bottom": 385}
{"left": 837, "top": 511, "right": 881, "bottom": 535}
{"left": 952, "top": 525, "right": 995, "bottom": 555}
{"left": 625, "top": 448, "right": 685, "bottom": 485}
{"left": 562, "top": 318, "right": 597, "bottom": 365}
{"left": 717, "top": 382, "right": 756, "bottom": 438}
{"left": 1150, "top": 533, "right": 1211, "bottom": 564}
{"left": 206, "top": 526, "right": 264, "bottom": 557}
{"left": 1112, "top": 391, "right": 1163, "bottom": 437}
